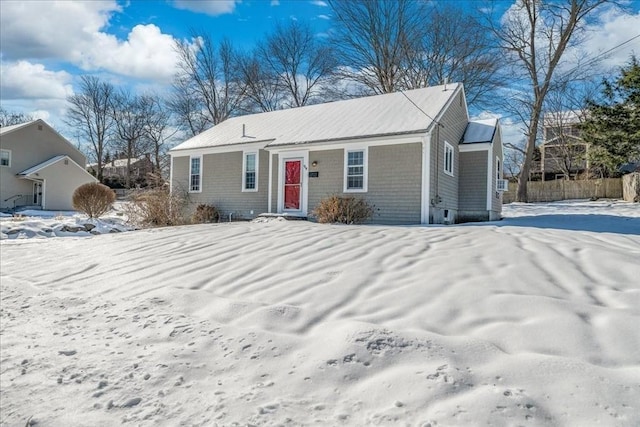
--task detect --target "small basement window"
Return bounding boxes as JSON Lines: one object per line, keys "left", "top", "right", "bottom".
{"left": 189, "top": 156, "right": 202, "bottom": 192}
{"left": 0, "top": 149, "right": 10, "bottom": 167}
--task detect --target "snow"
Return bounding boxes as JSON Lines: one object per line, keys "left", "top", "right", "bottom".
{"left": 170, "top": 83, "right": 460, "bottom": 151}
{"left": 1, "top": 200, "right": 639, "bottom": 426}
{"left": 0, "top": 204, "right": 134, "bottom": 240}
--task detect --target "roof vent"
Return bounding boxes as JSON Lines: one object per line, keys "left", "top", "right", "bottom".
{"left": 38, "top": 125, "right": 43, "bottom": 131}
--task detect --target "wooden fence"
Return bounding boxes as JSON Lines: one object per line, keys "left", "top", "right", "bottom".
{"left": 502, "top": 178, "right": 623, "bottom": 203}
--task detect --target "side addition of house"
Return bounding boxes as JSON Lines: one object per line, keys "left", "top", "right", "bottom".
{"left": 169, "top": 83, "right": 504, "bottom": 224}
{"left": 0, "top": 119, "right": 97, "bottom": 212}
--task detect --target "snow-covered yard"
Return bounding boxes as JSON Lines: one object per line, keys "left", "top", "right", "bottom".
{"left": 1, "top": 200, "right": 639, "bottom": 426}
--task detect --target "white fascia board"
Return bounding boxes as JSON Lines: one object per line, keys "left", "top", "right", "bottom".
{"left": 428, "top": 84, "right": 465, "bottom": 133}
{"left": 265, "top": 132, "right": 425, "bottom": 153}
{"left": 169, "top": 140, "right": 272, "bottom": 158}
{"left": 459, "top": 143, "right": 491, "bottom": 152}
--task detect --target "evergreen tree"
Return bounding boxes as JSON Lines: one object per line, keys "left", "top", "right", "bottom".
{"left": 581, "top": 56, "right": 640, "bottom": 176}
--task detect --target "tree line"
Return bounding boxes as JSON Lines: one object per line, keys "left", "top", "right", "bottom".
{"left": 6, "top": 0, "right": 636, "bottom": 200}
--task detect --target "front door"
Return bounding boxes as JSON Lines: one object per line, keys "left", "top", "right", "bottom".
{"left": 284, "top": 159, "right": 302, "bottom": 211}
{"left": 33, "top": 182, "right": 42, "bottom": 206}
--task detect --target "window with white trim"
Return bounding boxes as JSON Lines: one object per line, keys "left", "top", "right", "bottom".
{"left": 496, "top": 157, "right": 501, "bottom": 183}
{"left": 344, "top": 149, "right": 367, "bottom": 192}
{"left": 0, "top": 149, "right": 10, "bottom": 167}
{"left": 189, "top": 156, "right": 202, "bottom": 192}
{"left": 242, "top": 152, "right": 258, "bottom": 191}
{"left": 444, "top": 142, "right": 454, "bottom": 176}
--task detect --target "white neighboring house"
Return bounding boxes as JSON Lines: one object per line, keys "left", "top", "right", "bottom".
{"left": 0, "top": 120, "right": 97, "bottom": 212}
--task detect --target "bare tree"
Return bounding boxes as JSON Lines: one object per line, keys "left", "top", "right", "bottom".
{"left": 328, "top": 0, "right": 424, "bottom": 94}
{"left": 110, "top": 90, "right": 151, "bottom": 188}
{"left": 0, "top": 108, "right": 34, "bottom": 127}
{"left": 66, "top": 76, "right": 114, "bottom": 181}
{"left": 401, "top": 3, "right": 502, "bottom": 108}
{"left": 489, "top": 0, "right": 609, "bottom": 202}
{"left": 236, "top": 52, "right": 285, "bottom": 113}
{"left": 171, "top": 33, "right": 245, "bottom": 134}
{"left": 143, "top": 95, "right": 177, "bottom": 185}
{"left": 257, "top": 21, "right": 337, "bottom": 108}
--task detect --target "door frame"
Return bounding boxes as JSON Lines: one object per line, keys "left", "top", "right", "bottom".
{"left": 32, "top": 180, "right": 43, "bottom": 207}
{"left": 277, "top": 150, "right": 309, "bottom": 215}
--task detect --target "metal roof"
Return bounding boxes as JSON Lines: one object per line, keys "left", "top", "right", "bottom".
{"left": 171, "top": 83, "right": 462, "bottom": 152}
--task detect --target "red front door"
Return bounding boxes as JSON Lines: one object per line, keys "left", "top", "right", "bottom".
{"left": 284, "top": 159, "right": 301, "bottom": 210}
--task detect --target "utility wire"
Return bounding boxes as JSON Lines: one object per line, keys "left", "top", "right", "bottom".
{"left": 400, "top": 89, "right": 445, "bottom": 127}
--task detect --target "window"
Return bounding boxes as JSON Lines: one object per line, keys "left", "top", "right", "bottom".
{"left": 189, "top": 156, "right": 201, "bottom": 192}
{"left": 242, "top": 152, "right": 258, "bottom": 191}
{"left": 496, "top": 157, "right": 501, "bottom": 182}
{"left": 344, "top": 149, "right": 367, "bottom": 192}
{"left": 0, "top": 149, "right": 10, "bottom": 167}
{"left": 444, "top": 142, "right": 454, "bottom": 176}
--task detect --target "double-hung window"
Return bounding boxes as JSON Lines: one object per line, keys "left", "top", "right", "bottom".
{"left": 242, "top": 152, "right": 258, "bottom": 191}
{"left": 444, "top": 142, "right": 454, "bottom": 176}
{"left": 344, "top": 148, "right": 367, "bottom": 192}
{"left": 189, "top": 156, "right": 202, "bottom": 192}
{"left": 0, "top": 149, "right": 10, "bottom": 167}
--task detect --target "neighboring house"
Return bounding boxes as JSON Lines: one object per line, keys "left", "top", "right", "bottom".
{"left": 169, "top": 83, "right": 504, "bottom": 224}
{"left": 88, "top": 155, "right": 154, "bottom": 187}
{"left": 0, "top": 119, "right": 97, "bottom": 211}
{"left": 540, "top": 111, "right": 589, "bottom": 180}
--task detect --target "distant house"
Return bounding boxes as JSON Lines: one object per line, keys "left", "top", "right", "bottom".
{"left": 169, "top": 83, "right": 504, "bottom": 224}
{"left": 540, "top": 111, "right": 589, "bottom": 180}
{"left": 88, "top": 155, "right": 154, "bottom": 188}
{"left": 0, "top": 119, "right": 97, "bottom": 211}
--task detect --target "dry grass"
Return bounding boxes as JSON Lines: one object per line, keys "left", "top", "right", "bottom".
{"left": 123, "top": 188, "right": 189, "bottom": 227}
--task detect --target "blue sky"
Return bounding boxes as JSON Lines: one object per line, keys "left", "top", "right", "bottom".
{"left": 1, "top": 0, "right": 639, "bottom": 146}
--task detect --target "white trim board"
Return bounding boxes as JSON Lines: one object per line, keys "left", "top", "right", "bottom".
{"left": 276, "top": 150, "right": 309, "bottom": 215}
{"left": 458, "top": 143, "right": 491, "bottom": 152}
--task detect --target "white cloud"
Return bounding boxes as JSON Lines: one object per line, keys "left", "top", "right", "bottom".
{"left": 76, "top": 24, "right": 182, "bottom": 82}
{"left": 171, "top": 0, "right": 239, "bottom": 16}
{"left": 310, "top": 0, "right": 328, "bottom": 6}
{"left": 579, "top": 7, "right": 640, "bottom": 70}
{"left": 0, "top": 0, "right": 121, "bottom": 61}
{"left": 270, "top": 0, "right": 280, "bottom": 6}
{"left": 0, "top": 61, "right": 73, "bottom": 100}
{"left": 0, "top": 1, "right": 182, "bottom": 81}
{"left": 317, "top": 14, "right": 330, "bottom": 20}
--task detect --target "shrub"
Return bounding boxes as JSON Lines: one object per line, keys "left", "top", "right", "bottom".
{"left": 72, "top": 182, "right": 116, "bottom": 218}
{"left": 192, "top": 204, "right": 219, "bottom": 224}
{"left": 123, "top": 187, "right": 188, "bottom": 227}
{"left": 313, "top": 195, "right": 374, "bottom": 224}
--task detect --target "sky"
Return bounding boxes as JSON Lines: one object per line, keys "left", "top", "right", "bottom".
{"left": 1, "top": 0, "right": 640, "bottom": 148}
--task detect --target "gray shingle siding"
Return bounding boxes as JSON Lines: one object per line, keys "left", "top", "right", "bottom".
{"left": 459, "top": 151, "right": 488, "bottom": 211}
{"left": 429, "top": 90, "right": 468, "bottom": 223}
{"left": 172, "top": 150, "right": 269, "bottom": 220}
{"left": 306, "top": 144, "right": 422, "bottom": 224}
